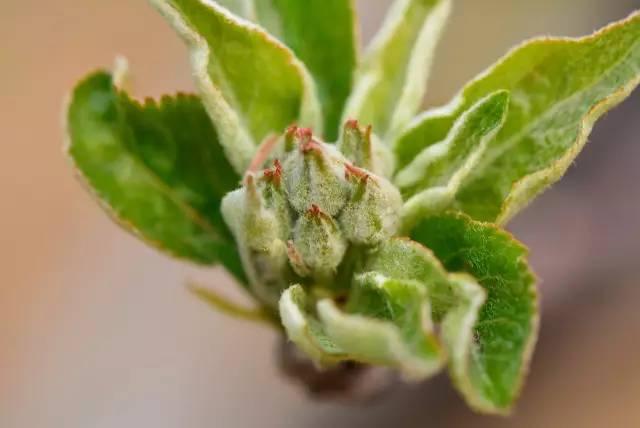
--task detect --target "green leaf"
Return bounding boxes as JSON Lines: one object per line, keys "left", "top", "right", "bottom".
{"left": 150, "top": 0, "right": 323, "bottom": 173}
{"left": 395, "top": 90, "right": 510, "bottom": 230}
{"left": 66, "top": 71, "right": 246, "bottom": 283}
{"left": 266, "top": 0, "right": 358, "bottom": 141}
{"left": 412, "top": 212, "right": 538, "bottom": 414}
{"left": 342, "top": 0, "right": 451, "bottom": 140}
{"left": 317, "top": 272, "right": 444, "bottom": 380}
{"left": 394, "top": 12, "right": 640, "bottom": 223}
{"left": 208, "top": 1, "right": 358, "bottom": 140}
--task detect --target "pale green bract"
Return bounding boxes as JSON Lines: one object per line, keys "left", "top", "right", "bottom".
{"left": 64, "top": 0, "right": 639, "bottom": 415}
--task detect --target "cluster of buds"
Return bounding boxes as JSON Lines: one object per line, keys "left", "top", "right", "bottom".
{"left": 222, "top": 122, "right": 402, "bottom": 308}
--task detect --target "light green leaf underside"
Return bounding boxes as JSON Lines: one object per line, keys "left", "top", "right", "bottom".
{"left": 412, "top": 213, "right": 538, "bottom": 414}
{"left": 343, "top": 0, "right": 451, "bottom": 141}
{"left": 396, "top": 90, "right": 510, "bottom": 230}
{"left": 318, "top": 272, "right": 443, "bottom": 380}
{"left": 279, "top": 284, "right": 347, "bottom": 365}
{"left": 66, "top": 71, "right": 246, "bottom": 283}
{"left": 150, "top": 0, "right": 323, "bottom": 173}
{"left": 280, "top": 274, "right": 445, "bottom": 379}
{"left": 395, "top": 11, "right": 640, "bottom": 223}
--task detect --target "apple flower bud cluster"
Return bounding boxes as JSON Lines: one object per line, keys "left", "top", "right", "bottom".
{"left": 221, "top": 122, "right": 402, "bottom": 308}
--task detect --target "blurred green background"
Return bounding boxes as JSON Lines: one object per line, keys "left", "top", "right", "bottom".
{"left": 1, "top": 1, "right": 639, "bottom": 427}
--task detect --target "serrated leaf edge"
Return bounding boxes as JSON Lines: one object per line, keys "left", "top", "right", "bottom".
{"left": 63, "top": 69, "right": 231, "bottom": 266}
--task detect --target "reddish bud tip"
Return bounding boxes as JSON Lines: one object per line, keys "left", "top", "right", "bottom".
{"left": 300, "top": 139, "right": 322, "bottom": 155}
{"left": 345, "top": 119, "right": 359, "bottom": 129}
{"left": 263, "top": 159, "right": 283, "bottom": 186}
{"left": 285, "top": 124, "right": 298, "bottom": 136}
{"left": 295, "top": 127, "right": 313, "bottom": 142}
{"left": 306, "top": 203, "right": 330, "bottom": 221}
{"left": 273, "top": 159, "right": 283, "bottom": 174}
{"left": 309, "top": 203, "right": 322, "bottom": 216}
{"left": 344, "top": 163, "right": 369, "bottom": 182}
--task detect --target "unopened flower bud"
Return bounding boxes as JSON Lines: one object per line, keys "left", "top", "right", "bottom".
{"left": 283, "top": 124, "right": 298, "bottom": 153}
{"left": 221, "top": 163, "right": 293, "bottom": 307}
{"left": 338, "top": 119, "right": 374, "bottom": 169}
{"left": 243, "top": 165, "right": 291, "bottom": 251}
{"left": 339, "top": 164, "right": 402, "bottom": 245}
{"left": 283, "top": 128, "right": 349, "bottom": 216}
{"left": 291, "top": 204, "right": 347, "bottom": 280}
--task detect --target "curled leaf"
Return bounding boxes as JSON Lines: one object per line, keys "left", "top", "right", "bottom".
{"left": 279, "top": 284, "right": 346, "bottom": 365}
{"left": 396, "top": 90, "right": 510, "bottom": 230}
{"left": 317, "top": 272, "right": 444, "bottom": 380}
{"left": 412, "top": 213, "right": 538, "bottom": 414}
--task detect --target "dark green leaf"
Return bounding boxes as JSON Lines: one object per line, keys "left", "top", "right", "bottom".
{"left": 267, "top": 0, "right": 358, "bottom": 141}
{"left": 412, "top": 212, "right": 538, "bottom": 413}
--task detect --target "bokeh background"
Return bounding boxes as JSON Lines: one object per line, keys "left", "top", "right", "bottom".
{"left": 2, "top": 0, "right": 639, "bottom": 427}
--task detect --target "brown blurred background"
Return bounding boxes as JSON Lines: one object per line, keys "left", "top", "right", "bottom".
{"left": 1, "top": 1, "right": 639, "bottom": 427}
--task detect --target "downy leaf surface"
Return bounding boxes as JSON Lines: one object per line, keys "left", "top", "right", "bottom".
{"left": 396, "top": 90, "right": 510, "bottom": 229}
{"left": 395, "top": 12, "right": 640, "bottom": 223}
